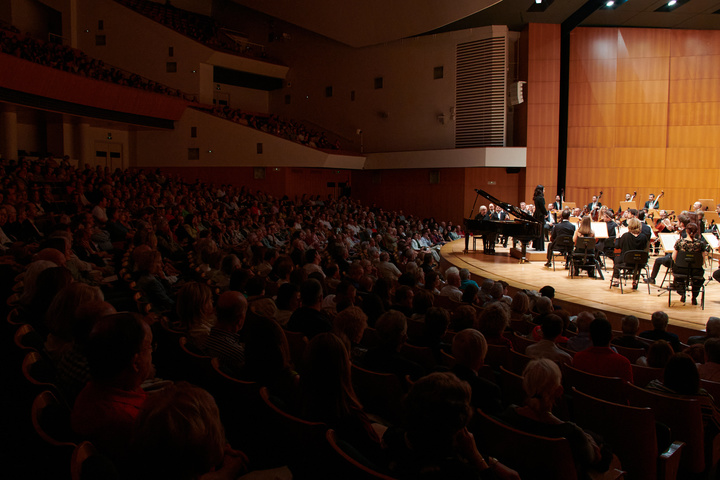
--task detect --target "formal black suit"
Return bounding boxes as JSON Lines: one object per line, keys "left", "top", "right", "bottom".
{"left": 546, "top": 221, "right": 576, "bottom": 262}
{"left": 644, "top": 199, "right": 659, "bottom": 210}
{"left": 552, "top": 201, "right": 562, "bottom": 211}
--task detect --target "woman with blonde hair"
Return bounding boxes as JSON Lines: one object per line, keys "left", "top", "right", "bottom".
{"left": 500, "top": 359, "right": 608, "bottom": 477}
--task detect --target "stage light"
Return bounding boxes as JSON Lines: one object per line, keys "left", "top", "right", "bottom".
{"left": 535, "top": 0, "right": 542, "bottom": 4}
{"left": 668, "top": 0, "right": 677, "bottom": 5}
{"left": 606, "top": 0, "right": 614, "bottom": 6}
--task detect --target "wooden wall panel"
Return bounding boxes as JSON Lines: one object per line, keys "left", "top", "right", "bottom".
{"left": 528, "top": 81, "right": 560, "bottom": 105}
{"left": 568, "top": 82, "right": 617, "bottom": 105}
{"left": 668, "top": 126, "right": 720, "bottom": 147}
{"left": 617, "top": 28, "right": 671, "bottom": 59}
{"left": 528, "top": 103, "right": 559, "bottom": 126}
{"left": 569, "top": 59, "right": 617, "bottom": 83}
{"left": 528, "top": 60, "right": 561, "bottom": 82}
{"left": 568, "top": 127, "right": 615, "bottom": 148}
{"left": 670, "top": 30, "right": 720, "bottom": 57}
{"left": 616, "top": 57, "right": 669, "bottom": 82}
{"left": 615, "top": 80, "right": 668, "bottom": 104}
{"left": 670, "top": 56, "right": 720, "bottom": 80}
{"left": 524, "top": 23, "right": 561, "bottom": 200}
{"left": 615, "top": 104, "right": 668, "bottom": 126}
{"left": 670, "top": 79, "right": 720, "bottom": 103}
{"left": 614, "top": 126, "right": 666, "bottom": 148}
{"left": 668, "top": 103, "right": 720, "bottom": 126}
{"left": 614, "top": 148, "right": 667, "bottom": 169}
{"left": 667, "top": 148, "right": 720, "bottom": 169}
{"left": 568, "top": 104, "right": 616, "bottom": 127}
{"left": 570, "top": 27, "right": 617, "bottom": 60}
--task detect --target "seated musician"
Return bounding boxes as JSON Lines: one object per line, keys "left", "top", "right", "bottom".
{"left": 644, "top": 193, "right": 660, "bottom": 210}
{"left": 544, "top": 209, "right": 574, "bottom": 268}
{"left": 586, "top": 196, "right": 602, "bottom": 216}
{"left": 596, "top": 210, "right": 617, "bottom": 256}
{"left": 646, "top": 213, "right": 692, "bottom": 285}
{"left": 673, "top": 222, "right": 710, "bottom": 305}
{"left": 611, "top": 218, "right": 648, "bottom": 290}
{"left": 572, "top": 215, "right": 597, "bottom": 278}
{"left": 474, "top": 205, "right": 497, "bottom": 254}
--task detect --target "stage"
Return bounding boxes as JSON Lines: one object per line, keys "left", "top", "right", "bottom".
{"left": 440, "top": 239, "right": 718, "bottom": 340}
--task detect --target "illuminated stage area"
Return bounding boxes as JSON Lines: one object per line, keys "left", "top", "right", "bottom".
{"left": 440, "top": 239, "right": 718, "bottom": 341}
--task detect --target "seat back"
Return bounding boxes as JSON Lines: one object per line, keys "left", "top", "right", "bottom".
{"left": 553, "top": 235, "right": 575, "bottom": 253}
{"left": 701, "top": 379, "right": 720, "bottom": 403}
{"left": 14, "top": 323, "right": 45, "bottom": 352}
{"left": 625, "top": 382, "right": 706, "bottom": 474}
{"left": 572, "top": 388, "right": 660, "bottom": 480}
{"left": 574, "top": 236, "right": 596, "bottom": 255}
{"left": 326, "top": 429, "right": 397, "bottom": 480}
{"left": 622, "top": 250, "right": 649, "bottom": 267}
{"left": 474, "top": 409, "right": 578, "bottom": 480}
{"left": 561, "top": 363, "right": 627, "bottom": 404}
{"left": 205, "top": 357, "right": 263, "bottom": 450}
{"left": 673, "top": 250, "right": 704, "bottom": 271}
{"left": 511, "top": 331, "right": 536, "bottom": 354}
{"left": 508, "top": 348, "right": 532, "bottom": 375}
{"left": 178, "top": 337, "right": 213, "bottom": 388}
{"left": 400, "top": 343, "right": 436, "bottom": 371}
{"left": 439, "top": 349, "right": 456, "bottom": 368}
{"left": 360, "top": 327, "right": 380, "bottom": 350}
{"left": 22, "top": 350, "right": 58, "bottom": 389}
{"left": 631, "top": 364, "right": 663, "bottom": 387}
{"left": 284, "top": 330, "right": 309, "bottom": 372}
{"left": 259, "top": 386, "right": 329, "bottom": 478}
{"left": 32, "top": 390, "right": 76, "bottom": 447}
{"left": 612, "top": 344, "right": 646, "bottom": 364}
{"left": 485, "top": 344, "right": 510, "bottom": 369}
{"left": 351, "top": 363, "right": 405, "bottom": 424}
{"left": 71, "top": 441, "right": 120, "bottom": 480}
{"left": 499, "top": 366, "right": 525, "bottom": 406}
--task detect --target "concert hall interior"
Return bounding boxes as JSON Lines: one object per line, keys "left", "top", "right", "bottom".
{"left": 2, "top": 0, "right": 720, "bottom": 477}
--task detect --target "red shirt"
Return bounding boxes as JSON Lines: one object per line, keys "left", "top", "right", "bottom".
{"left": 573, "top": 346, "right": 633, "bottom": 383}
{"left": 71, "top": 381, "right": 146, "bottom": 460}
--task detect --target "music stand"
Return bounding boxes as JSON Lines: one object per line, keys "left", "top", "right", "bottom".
{"left": 591, "top": 222, "right": 609, "bottom": 239}
{"left": 698, "top": 199, "right": 715, "bottom": 210}
{"left": 568, "top": 217, "right": 580, "bottom": 224}
{"left": 704, "top": 211, "right": 719, "bottom": 226}
{"left": 702, "top": 233, "right": 718, "bottom": 273}
{"left": 562, "top": 202, "right": 576, "bottom": 210}
{"left": 620, "top": 201, "right": 637, "bottom": 211}
{"left": 658, "top": 233, "right": 680, "bottom": 254}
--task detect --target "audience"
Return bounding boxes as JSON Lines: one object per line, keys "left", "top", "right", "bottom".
{"left": 639, "top": 311, "right": 681, "bottom": 353}
{"left": 203, "top": 291, "right": 247, "bottom": 377}
{"left": 699, "top": 338, "right": 720, "bottom": 382}
{"left": 573, "top": 318, "right": 633, "bottom": 383}
{"left": 526, "top": 314, "right": 573, "bottom": 366}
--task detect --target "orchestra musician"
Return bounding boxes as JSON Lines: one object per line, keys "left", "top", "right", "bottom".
{"left": 533, "top": 185, "right": 548, "bottom": 251}
{"left": 552, "top": 196, "right": 562, "bottom": 211}
{"left": 655, "top": 210, "right": 675, "bottom": 233}
{"left": 673, "top": 222, "right": 710, "bottom": 305}
{"left": 612, "top": 218, "right": 648, "bottom": 290}
{"left": 544, "top": 209, "right": 574, "bottom": 268}
{"left": 644, "top": 193, "right": 659, "bottom": 210}
{"left": 645, "top": 213, "right": 694, "bottom": 285}
{"left": 597, "top": 210, "right": 618, "bottom": 256}
{"left": 586, "top": 196, "right": 602, "bottom": 215}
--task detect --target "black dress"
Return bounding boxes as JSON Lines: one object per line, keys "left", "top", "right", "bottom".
{"left": 534, "top": 194, "right": 547, "bottom": 250}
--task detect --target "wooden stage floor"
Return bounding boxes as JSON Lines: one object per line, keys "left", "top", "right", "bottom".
{"left": 440, "top": 239, "right": 718, "bottom": 336}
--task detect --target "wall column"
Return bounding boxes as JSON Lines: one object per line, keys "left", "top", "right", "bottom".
{"left": 77, "top": 121, "right": 91, "bottom": 167}
{"left": 0, "top": 104, "right": 18, "bottom": 161}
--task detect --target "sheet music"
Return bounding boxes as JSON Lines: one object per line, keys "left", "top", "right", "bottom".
{"left": 703, "top": 233, "right": 719, "bottom": 250}
{"left": 658, "top": 233, "right": 680, "bottom": 253}
{"left": 591, "top": 222, "right": 609, "bottom": 239}
{"left": 617, "top": 226, "right": 628, "bottom": 237}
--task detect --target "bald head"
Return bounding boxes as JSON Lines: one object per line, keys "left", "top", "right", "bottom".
{"left": 34, "top": 247, "right": 66, "bottom": 267}
{"left": 216, "top": 291, "right": 248, "bottom": 331}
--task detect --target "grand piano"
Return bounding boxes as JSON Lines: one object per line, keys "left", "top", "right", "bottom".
{"left": 464, "top": 188, "right": 541, "bottom": 262}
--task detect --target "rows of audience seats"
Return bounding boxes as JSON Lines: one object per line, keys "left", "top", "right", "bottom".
{"left": 2, "top": 155, "right": 720, "bottom": 479}
{"left": 0, "top": 23, "right": 190, "bottom": 99}
{"left": 114, "top": 0, "right": 272, "bottom": 61}
{"left": 199, "top": 105, "right": 341, "bottom": 150}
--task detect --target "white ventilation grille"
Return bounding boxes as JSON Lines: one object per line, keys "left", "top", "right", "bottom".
{"left": 455, "top": 37, "right": 507, "bottom": 147}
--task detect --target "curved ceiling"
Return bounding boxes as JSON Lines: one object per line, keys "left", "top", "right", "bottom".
{"left": 230, "top": 0, "right": 502, "bottom": 47}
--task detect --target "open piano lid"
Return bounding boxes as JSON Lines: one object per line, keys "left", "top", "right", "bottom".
{"left": 474, "top": 188, "right": 538, "bottom": 223}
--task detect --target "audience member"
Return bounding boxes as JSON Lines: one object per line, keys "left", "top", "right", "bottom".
{"left": 526, "top": 314, "right": 573, "bottom": 366}
{"left": 611, "top": 315, "right": 648, "bottom": 349}
{"left": 451, "top": 329, "right": 502, "bottom": 415}
{"left": 203, "top": 291, "right": 247, "bottom": 377}
{"left": 573, "top": 318, "right": 633, "bottom": 383}
{"left": 699, "top": 338, "right": 720, "bottom": 382}
{"left": 639, "top": 311, "right": 681, "bottom": 353}
{"left": 286, "top": 278, "right": 332, "bottom": 339}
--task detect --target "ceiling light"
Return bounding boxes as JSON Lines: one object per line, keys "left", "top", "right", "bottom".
{"left": 606, "top": 0, "right": 614, "bottom": 5}
{"left": 655, "top": 0, "right": 689, "bottom": 11}
{"left": 535, "top": 0, "right": 542, "bottom": 4}
{"left": 668, "top": 0, "right": 677, "bottom": 5}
